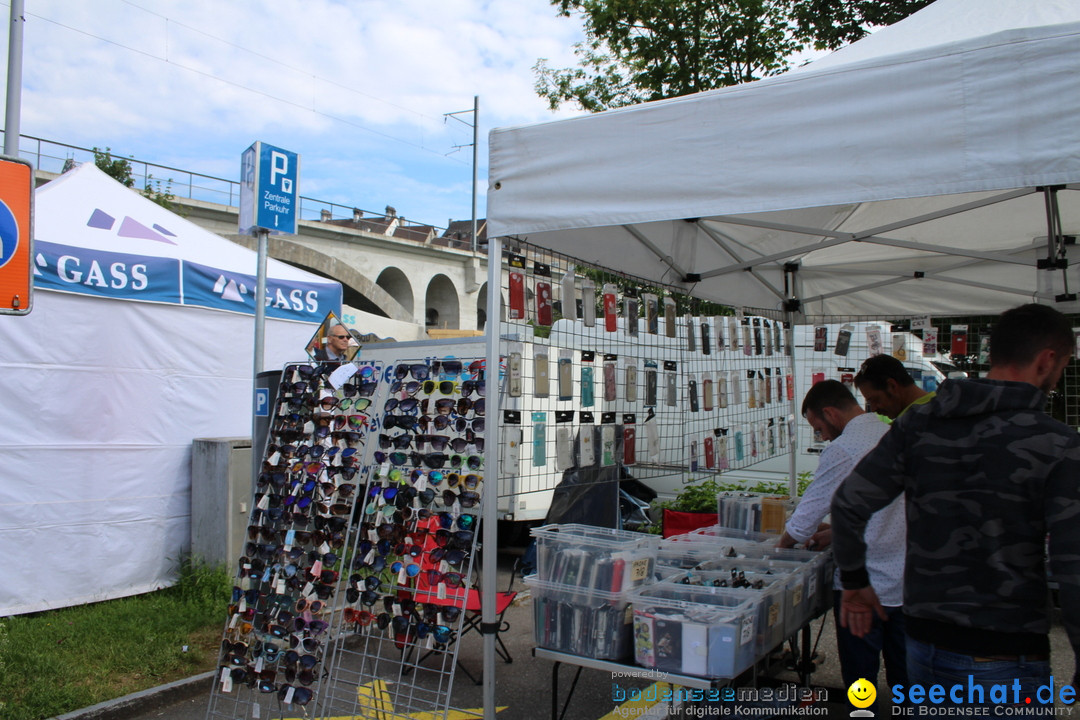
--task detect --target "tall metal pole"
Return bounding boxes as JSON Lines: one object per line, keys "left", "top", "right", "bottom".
{"left": 4, "top": 0, "right": 25, "bottom": 157}
{"left": 471, "top": 96, "right": 479, "bottom": 253}
{"left": 251, "top": 228, "right": 268, "bottom": 484}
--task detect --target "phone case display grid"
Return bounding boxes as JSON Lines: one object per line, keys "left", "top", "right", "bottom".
{"left": 498, "top": 240, "right": 796, "bottom": 511}
{"left": 206, "top": 357, "right": 486, "bottom": 720}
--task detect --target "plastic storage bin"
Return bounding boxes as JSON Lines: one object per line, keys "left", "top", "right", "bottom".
{"left": 531, "top": 523, "right": 660, "bottom": 592}
{"left": 756, "top": 547, "right": 834, "bottom": 621}
{"left": 694, "top": 558, "right": 810, "bottom": 639}
{"left": 660, "top": 569, "right": 786, "bottom": 655}
{"left": 629, "top": 583, "right": 758, "bottom": 679}
{"left": 525, "top": 574, "right": 634, "bottom": 661}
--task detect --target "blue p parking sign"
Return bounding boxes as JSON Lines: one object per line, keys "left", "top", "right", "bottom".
{"left": 254, "top": 388, "right": 270, "bottom": 417}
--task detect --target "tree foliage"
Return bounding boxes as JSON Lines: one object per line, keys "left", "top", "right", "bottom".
{"left": 92, "top": 147, "right": 180, "bottom": 213}
{"left": 535, "top": 0, "right": 932, "bottom": 111}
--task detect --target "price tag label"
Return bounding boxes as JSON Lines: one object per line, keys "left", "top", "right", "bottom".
{"left": 740, "top": 617, "right": 754, "bottom": 646}
{"left": 630, "top": 557, "right": 650, "bottom": 583}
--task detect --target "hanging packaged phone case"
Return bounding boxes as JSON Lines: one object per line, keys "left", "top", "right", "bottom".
{"left": 866, "top": 325, "right": 884, "bottom": 357}
{"left": 508, "top": 270, "right": 525, "bottom": 320}
{"left": 717, "top": 432, "right": 730, "bottom": 469}
{"left": 728, "top": 316, "right": 740, "bottom": 351}
{"left": 558, "top": 350, "right": 573, "bottom": 401}
{"left": 718, "top": 372, "right": 728, "bottom": 408}
{"left": 835, "top": 324, "right": 853, "bottom": 356}
{"left": 701, "top": 319, "right": 711, "bottom": 355}
{"left": 764, "top": 320, "right": 773, "bottom": 356}
{"left": 532, "top": 412, "right": 547, "bottom": 467}
{"left": 508, "top": 351, "right": 523, "bottom": 397}
{"left": 742, "top": 320, "right": 752, "bottom": 356}
{"left": 644, "top": 293, "right": 658, "bottom": 334}
{"left": 688, "top": 439, "right": 699, "bottom": 472}
{"left": 687, "top": 375, "right": 699, "bottom": 412}
{"left": 644, "top": 410, "right": 660, "bottom": 460}
{"left": 731, "top": 370, "right": 743, "bottom": 405}
{"left": 664, "top": 297, "right": 677, "bottom": 338}
{"left": 734, "top": 426, "right": 745, "bottom": 461}
{"left": 579, "top": 423, "right": 596, "bottom": 466}
{"left": 753, "top": 318, "right": 764, "bottom": 355}
{"left": 581, "top": 364, "right": 595, "bottom": 407}
{"left": 756, "top": 371, "right": 766, "bottom": 406}
{"left": 951, "top": 324, "right": 968, "bottom": 355}
{"left": 665, "top": 368, "right": 678, "bottom": 408}
{"left": 581, "top": 278, "right": 596, "bottom": 327}
{"left": 702, "top": 373, "right": 714, "bottom": 411}
{"left": 560, "top": 271, "right": 577, "bottom": 321}
{"left": 685, "top": 314, "right": 696, "bottom": 352}
{"left": 704, "top": 436, "right": 715, "bottom": 469}
{"left": 555, "top": 426, "right": 574, "bottom": 471}
{"left": 714, "top": 316, "right": 726, "bottom": 352}
{"left": 534, "top": 352, "right": 550, "bottom": 398}
{"left": 603, "top": 357, "right": 617, "bottom": 402}
{"left": 602, "top": 283, "right": 618, "bottom": 332}
{"left": 623, "top": 421, "right": 636, "bottom": 466}
{"left": 502, "top": 427, "right": 521, "bottom": 471}
{"left": 645, "top": 361, "right": 658, "bottom": 406}
{"left": 600, "top": 425, "right": 616, "bottom": 467}
{"left": 814, "top": 326, "right": 828, "bottom": 351}
{"left": 746, "top": 370, "right": 758, "bottom": 408}
{"left": 536, "top": 281, "right": 553, "bottom": 326}
{"left": 625, "top": 362, "right": 638, "bottom": 403}
{"left": 626, "top": 294, "right": 639, "bottom": 337}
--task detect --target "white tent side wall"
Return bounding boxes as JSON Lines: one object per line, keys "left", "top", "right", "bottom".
{"left": 0, "top": 291, "right": 314, "bottom": 616}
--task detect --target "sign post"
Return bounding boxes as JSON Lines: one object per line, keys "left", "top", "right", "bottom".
{"left": 240, "top": 142, "right": 300, "bottom": 482}
{"left": 0, "top": 155, "right": 33, "bottom": 315}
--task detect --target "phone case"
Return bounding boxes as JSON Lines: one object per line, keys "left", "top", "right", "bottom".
{"left": 764, "top": 321, "right": 773, "bottom": 356}
{"left": 625, "top": 364, "right": 638, "bottom": 403}
{"left": 729, "top": 316, "right": 740, "bottom": 350}
{"left": 627, "top": 297, "right": 639, "bottom": 337}
{"left": 746, "top": 370, "right": 758, "bottom": 408}
{"left": 600, "top": 425, "right": 616, "bottom": 467}
{"left": 555, "top": 427, "right": 574, "bottom": 471}
{"left": 704, "top": 436, "right": 715, "bottom": 469}
{"left": 951, "top": 325, "right": 968, "bottom": 356}
{"left": 867, "top": 325, "right": 883, "bottom": 356}
{"left": 688, "top": 439, "right": 699, "bottom": 471}
{"left": 602, "top": 283, "right": 618, "bottom": 332}
{"left": 645, "top": 367, "right": 657, "bottom": 406}
{"left": 734, "top": 428, "right": 745, "bottom": 461}
{"left": 778, "top": 417, "right": 788, "bottom": 449}
{"left": 742, "top": 323, "right": 752, "bottom": 356}
{"left": 702, "top": 376, "right": 714, "bottom": 411}
{"left": 753, "top": 320, "right": 763, "bottom": 355}
{"left": 773, "top": 323, "right": 782, "bottom": 354}
{"left": 579, "top": 425, "right": 596, "bottom": 466}
{"left": 664, "top": 298, "right": 677, "bottom": 338}
{"left": 665, "top": 371, "right": 678, "bottom": 407}
{"left": 644, "top": 294, "right": 658, "bottom": 334}
{"left": 814, "top": 326, "right": 827, "bottom": 351}
{"left": 603, "top": 361, "right": 617, "bottom": 402}
{"left": 501, "top": 428, "right": 521, "bottom": 472}
{"left": 687, "top": 379, "right": 699, "bottom": 412}
{"left": 786, "top": 371, "right": 794, "bottom": 400}
{"left": 841, "top": 372, "right": 854, "bottom": 391}
{"left": 560, "top": 272, "right": 577, "bottom": 321}
{"left": 835, "top": 325, "right": 853, "bottom": 356}
{"left": 532, "top": 412, "right": 547, "bottom": 467}
{"left": 558, "top": 355, "right": 573, "bottom": 400}
{"left": 812, "top": 371, "right": 826, "bottom": 386}
{"left": 644, "top": 414, "right": 660, "bottom": 460}
{"left": 581, "top": 365, "right": 595, "bottom": 407}
{"left": 509, "top": 271, "right": 525, "bottom": 320}
{"left": 718, "top": 372, "right": 728, "bottom": 408}
{"left": 508, "top": 352, "right": 522, "bottom": 397}
{"left": 701, "top": 321, "right": 711, "bottom": 355}
{"left": 581, "top": 279, "right": 596, "bottom": 327}
{"left": 623, "top": 426, "right": 636, "bottom": 466}
{"left": 534, "top": 353, "right": 550, "bottom": 398}
{"left": 686, "top": 314, "right": 696, "bottom": 352}
{"left": 731, "top": 372, "right": 743, "bottom": 405}
{"left": 717, "top": 436, "right": 729, "bottom": 469}
{"left": 714, "top": 317, "right": 726, "bottom": 351}
{"left": 536, "top": 281, "right": 553, "bottom": 326}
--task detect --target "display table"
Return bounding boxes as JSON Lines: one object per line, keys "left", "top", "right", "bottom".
{"left": 534, "top": 619, "right": 820, "bottom": 720}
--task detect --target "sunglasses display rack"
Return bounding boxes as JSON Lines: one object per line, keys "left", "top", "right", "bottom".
{"left": 207, "top": 361, "right": 384, "bottom": 720}
{"left": 496, "top": 240, "right": 797, "bottom": 523}
{"left": 311, "top": 357, "right": 489, "bottom": 720}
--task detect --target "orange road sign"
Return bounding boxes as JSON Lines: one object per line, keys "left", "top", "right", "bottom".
{"left": 0, "top": 155, "right": 33, "bottom": 315}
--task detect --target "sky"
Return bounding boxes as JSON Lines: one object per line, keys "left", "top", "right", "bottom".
{"left": 0, "top": 0, "right": 587, "bottom": 230}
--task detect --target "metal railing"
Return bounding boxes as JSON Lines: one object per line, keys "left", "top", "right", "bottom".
{"left": 5, "top": 132, "right": 471, "bottom": 243}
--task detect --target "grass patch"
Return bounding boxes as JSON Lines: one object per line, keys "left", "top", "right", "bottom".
{"left": 0, "top": 556, "right": 230, "bottom": 720}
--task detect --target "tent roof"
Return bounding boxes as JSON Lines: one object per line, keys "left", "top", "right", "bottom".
{"left": 486, "top": 0, "right": 1080, "bottom": 316}
{"left": 34, "top": 163, "right": 341, "bottom": 322}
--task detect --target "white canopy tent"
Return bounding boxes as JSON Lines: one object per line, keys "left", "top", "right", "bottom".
{"left": 486, "top": 0, "right": 1080, "bottom": 318}
{"left": 0, "top": 164, "right": 342, "bottom": 615}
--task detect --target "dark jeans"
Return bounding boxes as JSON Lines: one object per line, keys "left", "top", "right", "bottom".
{"left": 905, "top": 636, "right": 1052, "bottom": 708}
{"left": 832, "top": 595, "right": 908, "bottom": 690}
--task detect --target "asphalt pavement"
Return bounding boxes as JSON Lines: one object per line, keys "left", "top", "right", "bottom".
{"left": 52, "top": 551, "right": 1077, "bottom": 720}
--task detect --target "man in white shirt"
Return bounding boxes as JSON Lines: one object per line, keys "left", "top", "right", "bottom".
{"left": 778, "top": 380, "right": 906, "bottom": 690}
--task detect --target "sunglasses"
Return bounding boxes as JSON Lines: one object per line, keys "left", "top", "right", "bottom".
{"left": 340, "top": 397, "right": 372, "bottom": 412}
{"left": 329, "top": 333, "right": 350, "bottom": 340}
{"left": 432, "top": 360, "right": 463, "bottom": 376}
{"left": 385, "top": 397, "right": 420, "bottom": 414}
{"left": 422, "top": 380, "right": 459, "bottom": 395}
{"left": 452, "top": 416, "right": 485, "bottom": 433}
{"left": 383, "top": 414, "right": 418, "bottom": 431}
{"left": 423, "top": 604, "right": 462, "bottom": 624}
{"left": 423, "top": 569, "right": 465, "bottom": 588}
{"left": 435, "top": 529, "right": 474, "bottom": 550}
{"left": 391, "top": 380, "right": 423, "bottom": 396}
{"left": 394, "top": 364, "right": 430, "bottom": 381}
{"left": 456, "top": 397, "right": 485, "bottom": 415}
{"left": 461, "top": 379, "right": 485, "bottom": 397}
{"left": 278, "top": 684, "right": 314, "bottom": 706}
{"left": 442, "top": 489, "right": 481, "bottom": 508}
{"left": 373, "top": 450, "right": 410, "bottom": 466}
{"left": 429, "top": 547, "right": 467, "bottom": 566}
{"left": 437, "top": 512, "right": 477, "bottom": 531}
{"left": 343, "top": 607, "right": 374, "bottom": 625}
{"left": 378, "top": 433, "right": 414, "bottom": 450}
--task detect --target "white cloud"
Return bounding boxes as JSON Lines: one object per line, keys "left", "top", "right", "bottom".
{"left": 2, "top": 0, "right": 586, "bottom": 226}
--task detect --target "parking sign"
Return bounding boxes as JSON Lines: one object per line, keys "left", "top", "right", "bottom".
{"left": 238, "top": 142, "right": 300, "bottom": 236}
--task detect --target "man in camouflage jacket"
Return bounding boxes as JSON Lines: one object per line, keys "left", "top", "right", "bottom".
{"left": 831, "top": 304, "right": 1080, "bottom": 700}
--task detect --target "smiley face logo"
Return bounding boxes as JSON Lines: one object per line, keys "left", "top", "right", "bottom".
{"left": 847, "top": 678, "right": 876, "bottom": 709}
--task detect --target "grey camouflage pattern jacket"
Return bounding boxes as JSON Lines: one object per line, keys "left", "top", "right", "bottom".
{"left": 831, "top": 377, "right": 1080, "bottom": 661}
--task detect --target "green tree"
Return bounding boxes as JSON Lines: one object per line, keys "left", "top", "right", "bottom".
{"left": 92, "top": 147, "right": 180, "bottom": 213}
{"left": 535, "top": 0, "right": 932, "bottom": 111}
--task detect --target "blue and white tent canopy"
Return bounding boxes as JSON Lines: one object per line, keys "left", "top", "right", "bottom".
{"left": 33, "top": 162, "right": 341, "bottom": 322}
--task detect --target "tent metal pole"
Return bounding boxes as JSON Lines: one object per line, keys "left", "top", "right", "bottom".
{"left": 785, "top": 314, "right": 799, "bottom": 499}
{"left": 482, "top": 234, "right": 502, "bottom": 720}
